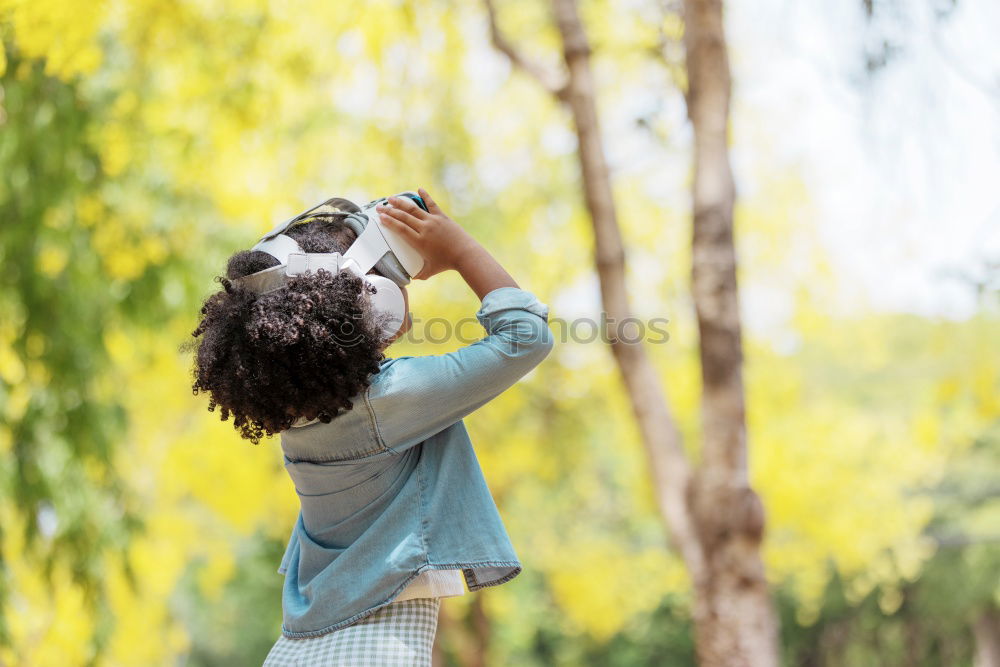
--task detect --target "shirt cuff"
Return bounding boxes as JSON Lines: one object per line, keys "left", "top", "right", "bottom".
{"left": 475, "top": 287, "right": 550, "bottom": 325}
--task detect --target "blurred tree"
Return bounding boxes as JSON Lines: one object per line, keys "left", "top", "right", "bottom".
{"left": 774, "top": 416, "right": 1000, "bottom": 667}
{"left": 0, "top": 21, "right": 237, "bottom": 657}
{"left": 0, "top": 45, "right": 140, "bottom": 651}
{"left": 483, "top": 0, "right": 778, "bottom": 662}
{"left": 891, "top": 403, "right": 1000, "bottom": 666}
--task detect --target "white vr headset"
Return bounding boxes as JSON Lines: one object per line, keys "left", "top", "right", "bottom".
{"left": 231, "top": 191, "right": 427, "bottom": 339}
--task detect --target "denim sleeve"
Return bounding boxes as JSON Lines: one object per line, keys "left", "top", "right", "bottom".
{"left": 369, "top": 287, "right": 554, "bottom": 452}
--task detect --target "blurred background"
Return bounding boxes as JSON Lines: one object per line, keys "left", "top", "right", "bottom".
{"left": 0, "top": 0, "right": 998, "bottom": 665}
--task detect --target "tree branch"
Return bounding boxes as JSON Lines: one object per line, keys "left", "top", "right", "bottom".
{"left": 547, "top": 0, "right": 704, "bottom": 581}
{"left": 483, "top": 0, "right": 571, "bottom": 103}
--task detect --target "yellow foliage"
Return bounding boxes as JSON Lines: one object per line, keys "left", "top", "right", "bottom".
{"left": 75, "top": 193, "right": 105, "bottom": 228}
{"left": 1, "top": 508, "right": 96, "bottom": 666}
{"left": 0, "top": 0, "right": 105, "bottom": 80}
{"left": 546, "top": 544, "right": 689, "bottom": 640}
{"left": 198, "top": 551, "right": 237, "bottom": 601}
{"left": 4, "top": 383, "right": 30, "bottom": 422}
{"left": 103, "top": 326, "right": 135, "bottom": 365}
{"left": 0, "top": 313, "right": 297, "bottom": 661}
{"left": 24, "top": 332, "right": 44, "bottom": 358}
{"left": 98, "top": 121, "right": 133, "bottom": 177}
{"left": 0, "top": 342, "right": 25, "bottom": 385}
{"left": 37, "top": 245, "right": 69, "bottom": 277}
{"left": 90, "top": 216, "right": 153, "bottom": 280}
{"left": 102, "top": 548, "right": 191, "bottom": 664}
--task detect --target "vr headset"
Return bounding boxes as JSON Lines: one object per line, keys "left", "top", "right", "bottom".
{"left": 231, "top": 191, "right": 428, "bottom": 338}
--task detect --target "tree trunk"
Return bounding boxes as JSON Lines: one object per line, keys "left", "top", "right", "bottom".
{"left": 469, "top": 594, "right": 490, "bottom": 667}
{"left": 484, "top": 0, "right": 779, "bottom": 663}
{"left": 432, "top": 597, "right": 490, "bottom": 667}
{"left": 974, "top": 608, "right": 1000, "bottom": 667}
{"left": 682, "top": 0, "right": 779, "bottom": 663}
{"left": 431, "top": 604, "right": 448, "bottom": 667}
{"left": 544, "top": 0, "right": 704, "bottom": 580}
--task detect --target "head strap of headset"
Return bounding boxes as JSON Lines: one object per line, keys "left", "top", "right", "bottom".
{"left": 231, "top": 198, "right": 393, "bottom": 295}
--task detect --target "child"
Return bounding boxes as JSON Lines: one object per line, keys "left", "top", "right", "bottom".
{"left": 191, "top": 188, "right": 554, "bottom": 665}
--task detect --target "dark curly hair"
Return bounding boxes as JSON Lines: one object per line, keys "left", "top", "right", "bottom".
{"left": 190, "top": 218, "right": 386, "bottom": 444}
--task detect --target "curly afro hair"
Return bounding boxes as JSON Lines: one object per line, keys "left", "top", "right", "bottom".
{"left": 190, "top": 218, "right": 387, "bottom": 444}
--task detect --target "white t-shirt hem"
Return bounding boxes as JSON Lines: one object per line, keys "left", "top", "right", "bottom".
{"left": 394, "top": 568, "right": 467, "bottom": 602}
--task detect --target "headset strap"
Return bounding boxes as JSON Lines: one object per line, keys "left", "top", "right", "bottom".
{"left": 342, "top": 216, "right": 390, "bottom": 276}
{"left": 286, "top": 253, "right": 345, "bottom": 276}
{"left": 256, "top": 199, "right": 331, "bottom": 242}
{"left": 232, "top": 198, "right": 390, "bottom": 294}
{"left": 252, "top": 234, "right": 302, "bottom": 263}
{"left": 232, "top": 264, "right": 291, "bottom": 295}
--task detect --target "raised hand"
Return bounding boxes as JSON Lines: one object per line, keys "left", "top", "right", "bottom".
{"left": 376, "top": 188, "right": 479, "bottom": 281}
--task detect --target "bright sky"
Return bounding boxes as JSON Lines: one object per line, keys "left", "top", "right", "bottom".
{"left": 729, "top": 0, "right": 1000, "bottom": 320}
{"left": 499, "top": 0, "right": 999, "bottom": 332}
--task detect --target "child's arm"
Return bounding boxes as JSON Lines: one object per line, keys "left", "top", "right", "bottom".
{"left": 369, "top": 288, "right": 552, "bottom": 451}
{"left": 371, "top": 188, "right": 554, "bottom": 451}
{"left": 454, "top": 243, "right": 518, "bottom": 301}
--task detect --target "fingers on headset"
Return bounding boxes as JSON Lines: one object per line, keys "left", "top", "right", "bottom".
{"left": 385, "top": 206, "right": 423, "bottom": 230}
{"left": 381, "top": 211, "right": 421, "bottom": 239}
{"left": 390, "top": 196, "right": 423, "bottom": 216}
{"left": 417, "top": 187, "right": 440, "bottom": 213}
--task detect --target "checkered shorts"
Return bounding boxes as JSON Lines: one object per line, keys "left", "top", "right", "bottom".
{"left": 262, "top": 598, "right": 441, "bottom": 666}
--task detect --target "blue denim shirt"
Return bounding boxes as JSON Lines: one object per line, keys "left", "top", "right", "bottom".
{"left": 276, "top": 287, "right": 554, "bottom": 638}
